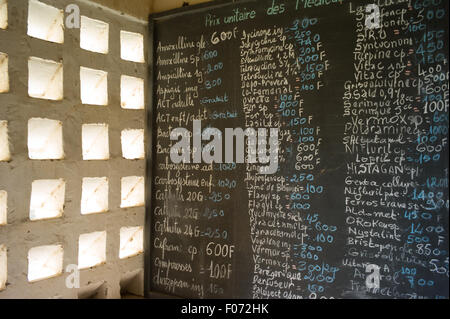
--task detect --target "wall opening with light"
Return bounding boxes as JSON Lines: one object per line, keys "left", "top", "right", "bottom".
{"left": 0, "top": 0, "right": 147, "bottom": 299}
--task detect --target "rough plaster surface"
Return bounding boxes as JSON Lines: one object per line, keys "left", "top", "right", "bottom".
{"left": 151, "top": 0, "right": 212, "bottom": 14}
{"left": 88, "top": 0, "right": 213, "bottom": 20}
{"left": 0, "top": 0, "right": 147, "bottom": 299}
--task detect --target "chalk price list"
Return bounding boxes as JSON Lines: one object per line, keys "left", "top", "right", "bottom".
{"left": 151, "top": 0, "right": 448, "bottom": 299}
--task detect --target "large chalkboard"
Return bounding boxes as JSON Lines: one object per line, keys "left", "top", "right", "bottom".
{"left": 145, "top": 0, "right": 449, "bottom": 299}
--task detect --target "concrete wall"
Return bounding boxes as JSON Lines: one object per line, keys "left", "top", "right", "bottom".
{"left": 89, "top": 0, "right": 213, "bottom": 20}
{"left": 151, "top": 0, "right": 212, "bottom": 14}
{"left": 0, "top": 0, "right": 147, "bottom": 298}
{"left": 88, "top": 0, "right": 153, "bottom": 20}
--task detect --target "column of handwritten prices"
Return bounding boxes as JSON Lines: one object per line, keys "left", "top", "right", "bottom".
{"left": 343, "top": 0, "right": 449, "bottom": 298}
{"left": 0, "top": 0, "right": 145, "bottom": 291}
{"left": 154, "top": 25, "right": 246, "bottom": 295}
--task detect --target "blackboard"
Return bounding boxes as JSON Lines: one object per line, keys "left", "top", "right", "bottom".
{"left": 145, "top": 0, "right": 449, "bottom": 299}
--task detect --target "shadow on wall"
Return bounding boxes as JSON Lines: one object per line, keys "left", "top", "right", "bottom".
{"left": 119, "top": 269, "right": 144, "bottom": 299}
{"left": 76, "top": 269, "right": 143, "bottom": 299}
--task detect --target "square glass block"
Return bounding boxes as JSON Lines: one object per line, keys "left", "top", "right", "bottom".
{"left": 0, "top": 52, "right": 8, "bottom": 93}
{"left": 81, "top": 177, "right": 108, "bottom": 215}
{"left": 27, "top": 0, "right": 64, "bottom": 43}
{"left": 80, "top": 16, "right": 109, "bottom": 54}
{"left": 0, "top": 121, "right": 10, "bottom": 161}
{"left": 0, "top": 190, "right": 6, "bottom": 226}
{"left": 0, "top": 0, "right": 7, "bottom": 29}
{"left": 29, "top": 179, "right": 65, "bottom": 221}
{"left": 80, "top": 67, "right": 108, "bottom": 105}
{"left": 28, "top": 118, "right": 64, "bottom": 160}
{"left": 82, "top": 123, "right": 109, "bottom": 160}
{"left": 121, "top": 129, "right": 144, "bottom": 160}
{"left": 28, "top": 57, "right": 63, "bottom": 100}
{"left": 119, "top": 226, "right": 143, "bottom": 259}
{"left": 120, "top": 176, "right": 144, "bottom": 208}
{"left": 0, "top": 244, "right": 6, "bottom": 290}
{"left": 120, "top": 31, "right": 144, "bottom": 63}
{"left": 120, "top": 75, "right": 144, "bottom": 109}
{"left": 78, "top": 231, "right": 106, "bottom": 269}
{"left": 27, "top": 244, "right": 64, "bottom": 282}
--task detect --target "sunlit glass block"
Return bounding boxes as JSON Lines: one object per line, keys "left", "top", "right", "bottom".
{"left": 28, "top": 118, "right": 64, "bottom": 160}
{"left": 29, "top": 179, "right": 65, "bottom": 221}
{"left": 81, "top": 177, "right": 108, "bottom": 215}
{"left": 0, "top": 190, "right": 6, "bottom": 226}
{"left": 78, "top": 231, "right": 106, "bottom": 269}
{"left": 0, "top": 244, "right": 6, "bottom": 290}
{"left": 119, "top": 226, "right": 143, "bottom": 259}
{"left": 120, "top": 176, "right": 144, "bottom": 208}
{"left": 80, "top": 16, "right": 109, "bottom": 54}
{"left": 80, "top": 67, "right": 108, "bottom": 105}
{"left": 121, "top": 129, "right": 144, "bottom": 160}
{"left": 0, "top": 0, "right": 7, "bottom": 29}
{"left": 28, "top": 56, "right": 63, "bottom": 101}
{"left": 120, "top": 31, "right": 144, "bottom": 63}
{"left": 27, "top": 0, "right": 64, "bottom": 43}
{"left": 121, "top": 75, "right": 144, "bottom": 109}
{"left": 0, "top": 120, "right": 10, "bottom": 161}
{"left": 0, "top": 52, "right": 8, "bottom": 93}
{"left": 27, "top": 244, "right": 63, "bottom": 282}
{"left": 82, "top": 123, "right": 109, "bottom": 160}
